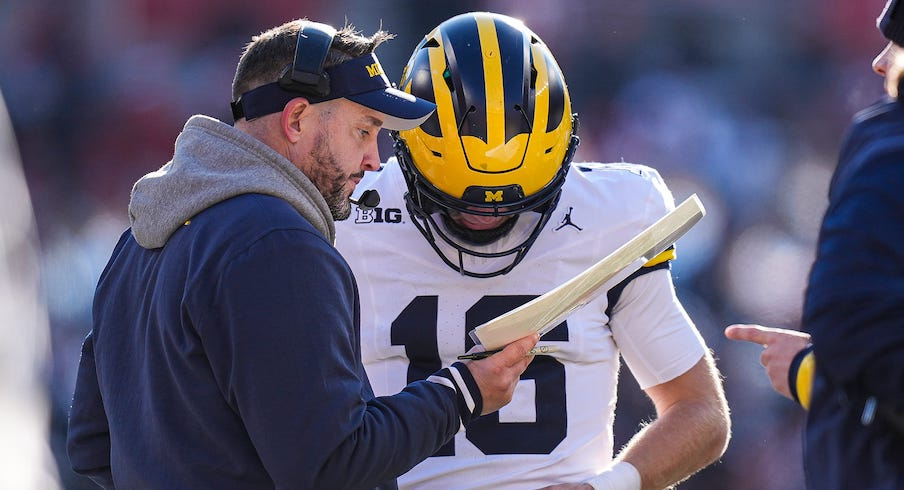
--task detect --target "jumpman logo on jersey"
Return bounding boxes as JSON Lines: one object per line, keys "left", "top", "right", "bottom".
{"left": 555, "top": 207, "right": 583, "bottom": 231}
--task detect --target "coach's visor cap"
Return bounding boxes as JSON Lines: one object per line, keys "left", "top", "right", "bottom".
{"left": 231, "top": 53, "right": 436, "bottom": 130}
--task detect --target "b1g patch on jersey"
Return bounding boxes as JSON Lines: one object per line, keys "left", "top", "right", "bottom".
{"left": 354, "top": 207, "right": 404, "bottom": 224}
{"left": 552, "top": 206, "right": 583, "bottom": 233}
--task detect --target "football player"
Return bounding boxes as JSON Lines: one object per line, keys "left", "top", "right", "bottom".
{"left": 336, "top": 12, "right": 730, "bottom": 490}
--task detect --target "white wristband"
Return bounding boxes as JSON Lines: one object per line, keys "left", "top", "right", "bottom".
{"left": 586, "top": 461, "right": 641, "bottom": 490}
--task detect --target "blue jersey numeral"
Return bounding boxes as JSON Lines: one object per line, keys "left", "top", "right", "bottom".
{"left": 391, "top": 295, "right": 568, "bottom": 455}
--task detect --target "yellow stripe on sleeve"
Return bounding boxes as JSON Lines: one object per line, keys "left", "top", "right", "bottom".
{"left": 795, "top": 351, "right": 815, "bottom": 410}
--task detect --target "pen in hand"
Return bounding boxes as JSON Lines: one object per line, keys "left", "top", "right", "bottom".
{"left": 457, "top": 345, "right": 559, "bottom": 360}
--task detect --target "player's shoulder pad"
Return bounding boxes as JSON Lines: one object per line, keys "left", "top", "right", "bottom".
{"left": 569, "top": 162, "right": 671, "bottom": 209}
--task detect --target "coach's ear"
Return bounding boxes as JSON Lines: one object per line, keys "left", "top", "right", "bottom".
{"left": 281, "top": 97, "right": 313, "bottom": 143}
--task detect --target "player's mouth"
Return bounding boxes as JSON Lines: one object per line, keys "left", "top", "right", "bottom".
{"left": 452, "top": 213, "right": 512, "bottom": 231}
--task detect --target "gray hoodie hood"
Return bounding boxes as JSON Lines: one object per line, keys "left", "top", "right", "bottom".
{"left": 128, "top": 115, "right": 335, "bottom": 249}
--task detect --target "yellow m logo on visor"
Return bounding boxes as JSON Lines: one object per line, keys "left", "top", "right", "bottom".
{"left": 484, "top": 190, "right": 504, "bottom": 202}
{"left": 366, "top": 63, "right": 383, "bottom": 77}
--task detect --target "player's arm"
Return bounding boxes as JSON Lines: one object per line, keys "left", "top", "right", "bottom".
{"left": 539, "top": 352, "right": 729, "bottom": 490}
{"left": 616, "top": 352, "right": 730, "bottom": 490}
{"left": 724, "top": 324, "right": 813, "bottom": 406}
{"left": 543, "top": 355, "right": 729, "bottom": 490}
{"left": 602, "top": 267, "right": 730, "bottom": 490}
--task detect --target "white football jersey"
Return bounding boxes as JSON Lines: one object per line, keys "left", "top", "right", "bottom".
{"left": 335, "top": 159, "right": 706, "bottom": 489}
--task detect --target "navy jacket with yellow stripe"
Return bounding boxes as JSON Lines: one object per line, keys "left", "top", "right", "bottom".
{"left": 801, "top": 97, "right": 904, "bottom": 489}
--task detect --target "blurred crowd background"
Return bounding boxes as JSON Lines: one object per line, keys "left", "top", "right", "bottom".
{"left": 0, "top": 0, "right": 891, "bottom": 488}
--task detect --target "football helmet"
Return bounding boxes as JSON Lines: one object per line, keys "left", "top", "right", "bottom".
{"left": 394, "top": 12, "right": 579, "bottom": 277}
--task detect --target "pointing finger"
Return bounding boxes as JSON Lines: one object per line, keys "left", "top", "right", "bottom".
{"left": 724, "top": 324, "right": 780, "bottom": 346}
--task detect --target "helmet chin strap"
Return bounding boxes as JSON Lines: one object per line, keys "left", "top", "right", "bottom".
{"left": 439, "top": 212, "right": 520, "bottom": 245}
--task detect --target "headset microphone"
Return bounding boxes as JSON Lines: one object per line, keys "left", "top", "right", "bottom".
{"left": 349, "top": 189, "right": 381, "bottom": 211}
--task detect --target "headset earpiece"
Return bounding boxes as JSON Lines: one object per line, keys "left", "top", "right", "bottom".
{"left": 278, "top": 21, "right": 337, "bottom": 98}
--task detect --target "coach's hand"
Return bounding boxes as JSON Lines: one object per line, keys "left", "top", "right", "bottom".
{"left": 464, "top": 333, "right": 539, "bottom": 415}
{"left": 724, "top": 324, "right": 811, "bottom": 399}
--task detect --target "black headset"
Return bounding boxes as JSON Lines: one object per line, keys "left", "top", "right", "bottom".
{"left": 231, "top": 21, "right": 337, "bottom": 121}
{"left": 278, "top": 21, "right": 337, "bottom": 98}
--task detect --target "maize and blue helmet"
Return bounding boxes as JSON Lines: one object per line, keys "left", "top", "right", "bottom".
{"left": 393, "top": 12, "right": 579, "bottom": 277}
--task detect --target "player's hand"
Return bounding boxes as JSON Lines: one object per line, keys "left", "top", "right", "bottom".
{"left": 724, "top": 324, "right": 811, "bottom": 399}
{"left": 463, "top": 333, "right": 539, "bottom": 415}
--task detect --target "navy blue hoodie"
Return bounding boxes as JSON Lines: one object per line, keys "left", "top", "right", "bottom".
{"left": 67, "top": 115, "right": 482, "bottom": 489}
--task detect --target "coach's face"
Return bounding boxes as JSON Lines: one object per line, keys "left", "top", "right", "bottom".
{"left": 288, "top": 97, "right": 383, "bottom": 220}
{"left": 872, "top": 40, "right": 904, "bottom": 97}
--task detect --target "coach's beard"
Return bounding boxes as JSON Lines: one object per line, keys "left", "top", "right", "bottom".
{"left": 329, "top": 191, "right": 352, "bottom": 221}
{"left": 311, "top": 174, "right": 352, "bottom": 221}
{"left": 307, "top": 138, "right": 354, "bottom": 221}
